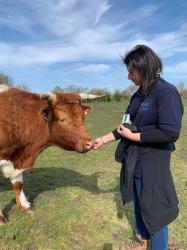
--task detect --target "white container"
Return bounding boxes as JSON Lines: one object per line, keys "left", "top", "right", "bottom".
{"left": 122, "top": 113, "right": 131, "bottom": 124}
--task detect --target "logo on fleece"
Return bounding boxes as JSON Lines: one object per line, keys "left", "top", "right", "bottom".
{"left": 140, "top": 102, "right": 151, "bottom": 112}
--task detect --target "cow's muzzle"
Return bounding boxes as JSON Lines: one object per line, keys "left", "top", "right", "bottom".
{"left": 76, "top": 139, "right": 92, "bottom": 153}
{"left": 84, "top": 140, "right": 93, "bottom": 150}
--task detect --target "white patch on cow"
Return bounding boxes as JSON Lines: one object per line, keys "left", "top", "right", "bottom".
{"left": 0, "top": 160, "right": 30, "bottom": 210}
{"left": 20, "top": 190, "right": 31, "bottom": 209}
{"left": 0, "top": 160, "right": 24, "bottom": 179}
{"left": 0, "top": 210, "right": 3, "bottom": 217}
{"left": 10, "top": 172, "right": 23, "bottom": 184}
{"left": 0, "top": 84, "right": 9, "bottom": 93}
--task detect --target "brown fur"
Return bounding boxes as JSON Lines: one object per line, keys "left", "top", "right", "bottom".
{"left": 12, "top": 181, "right": 23, "bottom": 209}
{"left": 0, "top": 88, "right": 92, "bottom": 170}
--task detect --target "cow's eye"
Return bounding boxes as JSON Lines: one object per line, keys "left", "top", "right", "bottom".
{"left": 60, "top": 118, "right": 66, "bottom": 122}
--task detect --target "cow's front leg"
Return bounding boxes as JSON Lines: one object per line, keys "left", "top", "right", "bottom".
{"left": 10, "top": 173, "right": 32, "bottom": 213}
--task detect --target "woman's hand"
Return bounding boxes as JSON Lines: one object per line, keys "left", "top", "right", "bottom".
{"left": 117, "top": 124, "right": 132, "bottom": 139}
{"left": 117, "top": 124, "right": 141, "bottom": 142}
{"left": 92, "top": 132, "right": 116, "bottom": 149}
{"left": 92, "top": 137, "right": 104, "bottom": 149}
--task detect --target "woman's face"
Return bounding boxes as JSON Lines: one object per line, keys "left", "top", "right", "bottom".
{"left": 127, "top": 68, "right": 142, "bottom": 85}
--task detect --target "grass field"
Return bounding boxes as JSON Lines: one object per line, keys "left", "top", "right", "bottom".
{"left": 0, "top": 100, "right": 186, "bottom": 250}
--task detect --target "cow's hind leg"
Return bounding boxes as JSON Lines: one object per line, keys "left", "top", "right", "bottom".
{"left": 11, "top": 173, "right": 33, "bottom": 213}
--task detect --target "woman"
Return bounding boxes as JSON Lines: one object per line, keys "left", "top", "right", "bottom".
{"left": 92, "top": 45, "right": 183, "bottom": 250}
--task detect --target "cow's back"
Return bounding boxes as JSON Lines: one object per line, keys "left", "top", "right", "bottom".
{"left": 0, "top": 87, "right": 49, "bottom": 151}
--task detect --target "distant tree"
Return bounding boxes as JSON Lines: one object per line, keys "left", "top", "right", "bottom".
{"left": 181, "top": 89, "right": 187, "bottom": 98}
{"left": 121, "top": 90, "right": 130, "bottom": 100}
{"left": 88, "top": 88, "right": 109, "bottom": 95}
{"left": 0, "top": 73, "right": 14, "bottom": 86}
{"left": 17, "top": 84, "right": 29, "bottom": 91}
{"left": 53, "top": 86, "right": 64, "bottom": 93}
{"left": 65, "top": 84, "right": 88, "bottom": 93}
{"left": 79, "top": 86, "right": 88, "bottom": 93}
{"left": 122, "top": 85, "right": 138, "bottom": 99}
{"left": 113, "top": 89, "right": 122, "bottom": 101}
{"left": 105, "top": 92, "right": 112, "bottom": 102}
{"left": 176, "top": 82, "right": 185, "bottom": 95}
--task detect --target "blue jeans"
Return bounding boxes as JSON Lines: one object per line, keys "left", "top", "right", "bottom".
{"left": 134, "top": 177, "right": 168, "bottom": 250}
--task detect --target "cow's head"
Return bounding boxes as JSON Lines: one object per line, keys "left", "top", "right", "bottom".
{"left": 42, "top": 92, "right": 92, "bottom": 153}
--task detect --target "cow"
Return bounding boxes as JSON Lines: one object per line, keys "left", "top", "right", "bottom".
{"left": 0, "top": 85, "right": 92, "bottom": 224}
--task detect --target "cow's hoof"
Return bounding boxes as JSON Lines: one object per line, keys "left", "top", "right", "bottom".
{"left": 25, "top": 208, "right": 34, "bottom": 215}
{"left": 20, "top": 206, "right": 34, "bottom": 214}
{"left": 0, "top": 215, "right": 7, "bottom": 225}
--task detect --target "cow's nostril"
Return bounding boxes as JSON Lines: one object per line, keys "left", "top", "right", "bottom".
{"left": 85, "top": 140, "right": 92, "bottom": 148}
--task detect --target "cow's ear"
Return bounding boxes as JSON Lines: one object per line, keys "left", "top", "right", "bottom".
{"left": 82, "top": 105, "right": 91, "bottom": 115}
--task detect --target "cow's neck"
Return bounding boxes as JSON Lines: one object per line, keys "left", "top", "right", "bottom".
{"left": 13, "top": 141, "right": 52, "bottom": 170}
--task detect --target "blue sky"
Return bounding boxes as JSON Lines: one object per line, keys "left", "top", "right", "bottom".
{"left": 0, "top": 0, "right": 187, "bottom": 93}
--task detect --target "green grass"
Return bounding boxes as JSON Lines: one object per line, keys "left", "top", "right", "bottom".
{"left": 0, "top": 101, "right": 186, "bottom": 250}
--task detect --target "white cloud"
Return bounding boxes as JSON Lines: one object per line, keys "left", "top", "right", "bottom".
{"left": 180, "top": 22, "right": 187, "bottom": 32}
{"left": 147, "top": 30, "right": 187, "bottom": 57}
{"left": 122, "top": 5, "right": 160, "bottom": 27}
{"left": 93, "top": 1, "right": 111, "bottom": 26}
{"left": 0, "top": 0, "right": 186, "bottom": 69}
{"left": 13, "top": 0, "right": 111, "bottom": 38}
{"left": 0, "top": 14, "right": 33, "bottom": 36}
{"left": 0, "top": 0, "right": 158, "bottom": 39}
{"left": 165, "top": 61, "right": 187, "bottom": 75}
{"left": 0, "top": 28, "right": 186, "bottom": 66}
{"left": 75, "top": 64, "right": 111, "bottom": 73}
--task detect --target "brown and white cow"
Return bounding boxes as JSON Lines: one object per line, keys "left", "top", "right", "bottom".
{"left": 0, "top": 85, "right": 92, "bottom": 224}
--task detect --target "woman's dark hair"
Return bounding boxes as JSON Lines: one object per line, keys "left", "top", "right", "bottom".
{"left": 123, "top": 44, "right": 162, "bottom": 94}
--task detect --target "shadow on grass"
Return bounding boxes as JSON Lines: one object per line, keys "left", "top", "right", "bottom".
{"left": 0, "top": 167, "right": 113, "bottom": 218}
{"left": 113, "top": 181, "right": 136, "bottom": 236}
{"left": 1, "top": 168, "right": 136, "bottom": 236}
{"left": 102, "top": 242, "right": 113, "bottom": 250}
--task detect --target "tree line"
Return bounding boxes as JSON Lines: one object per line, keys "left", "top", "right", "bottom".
{"left": 0, "top": 73, "right": 29, "bottom": 91}
{"left": 52, "top": 82, "right": 187, "bottom": 100}
{"left": 1, "top": 72, "right": 187, "bottom": 100}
